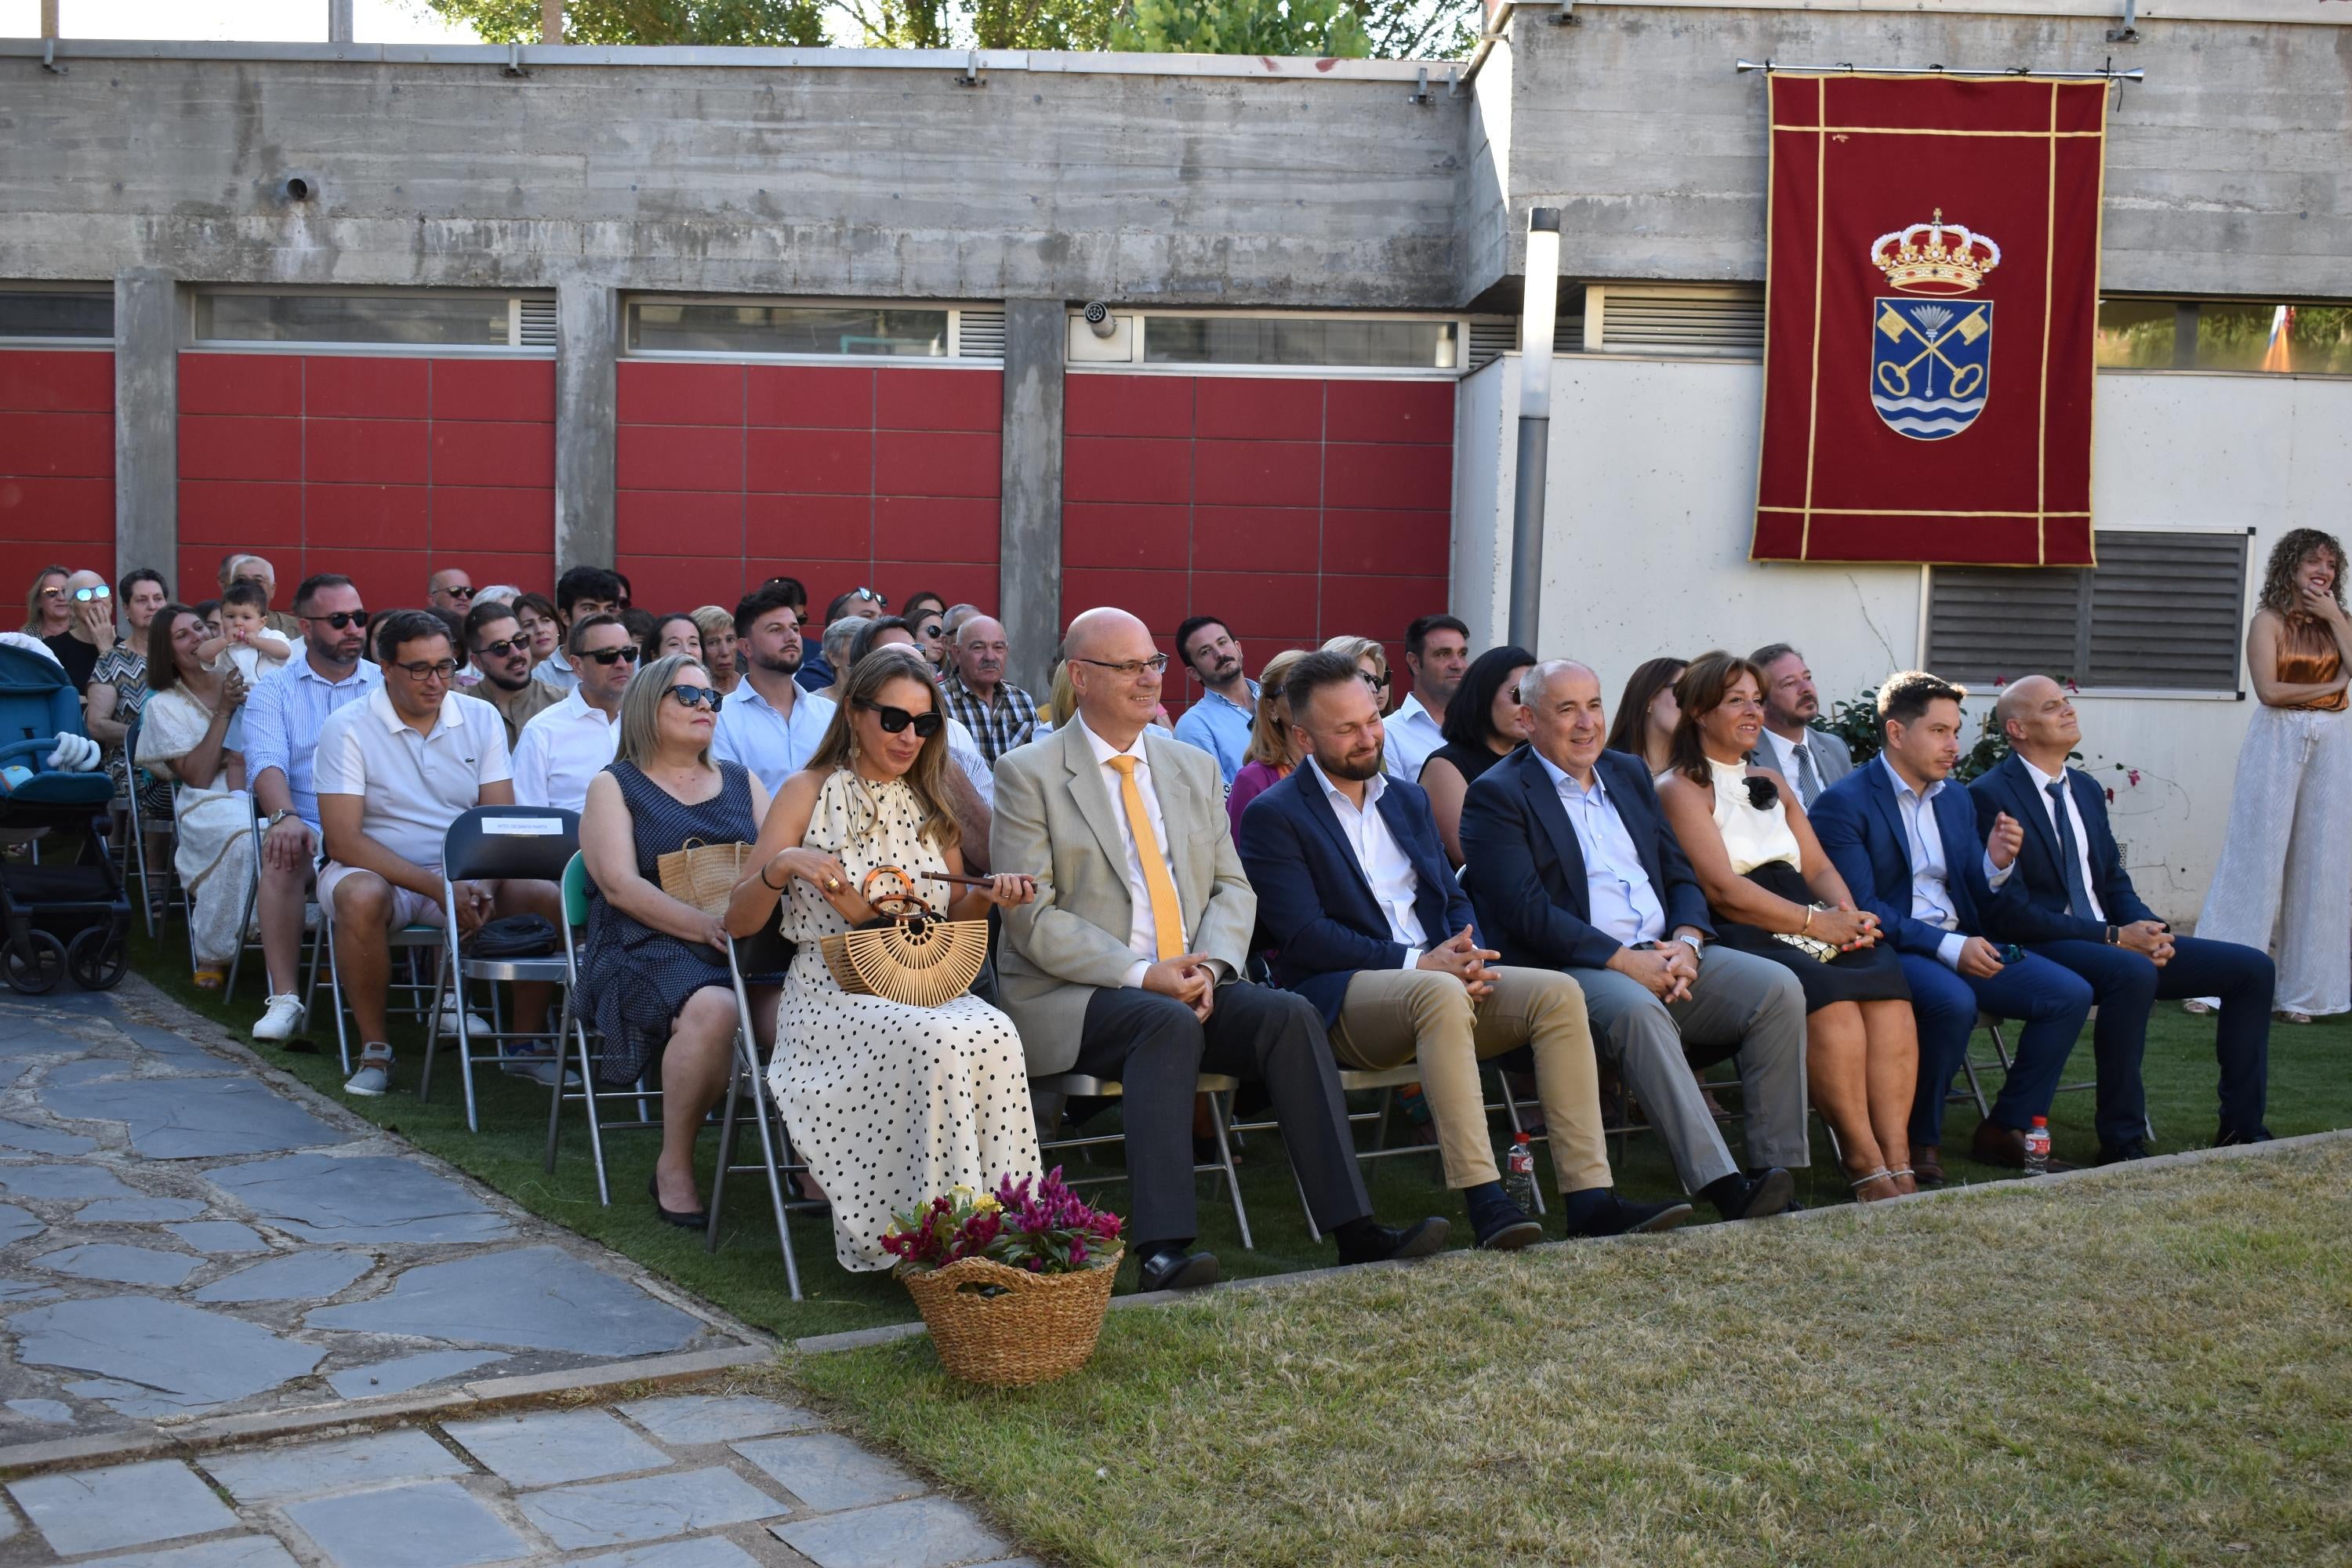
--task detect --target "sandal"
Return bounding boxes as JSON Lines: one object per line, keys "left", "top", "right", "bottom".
{"left": 2180, "top": 1000, "right": 2213, "bottom": 1016}
{"left": 192, "top": 964, "right": 227, "bottom": 990}
{"left": 2278, "top": 1010, "right": 2314, "bottom": 1025}
{"left": 1849, "top": 1167, "right": 1902, "bottom": 1203}
{"left": 1887, "top": 1167, "right": 1919, "bottom": 1196}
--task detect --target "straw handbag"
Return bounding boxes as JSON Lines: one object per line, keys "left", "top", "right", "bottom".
{"left": 656, "top": 837, "right": 752, "bottom": 918}
{"left": 818, "top": 865, "right": 989, "bottom": 1007}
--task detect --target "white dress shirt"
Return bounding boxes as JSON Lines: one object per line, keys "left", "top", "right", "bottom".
{"left": 1879, "top": 755, "right": 2002, "bottom": 971}
{"left": 1535, "top": 751, "right": 1669, "bottom": 948}
{"left": 530, "top": 648, "right": 579, "bottom": 695}
{"left": 1999, "top": 757, "right": 2106, "bottom": 922}
{"left": 1758, "top": 727, "right": 1821, "bottom": 800}
{"left": 511, "top": 688, "right": 620, "bottom": 814}
{"left": 1078, "top": 717, "right": 1186, "bottom": 989}
{"left": 313, "top": 688, "right": 511, "bottom": 872}
{"left": 1305, "top": 757, "right": 1426, "bottom": 965}
{"left": 1385, "top": 692, "right": 1446, "bottom": 782}
{"left": 711, "top": 679, "right": 837, "bottom": 795}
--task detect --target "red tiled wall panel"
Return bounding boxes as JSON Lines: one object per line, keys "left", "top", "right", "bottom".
{"left": 615, "top": 361, "right": 1004, "bottom": 617}
{"left": 175, "top": 354, "right": 554, "bottom": 613}
{"left": 1062, "top": 374, "right": 1454, "bottom": 710}
{"left": 0, "top": 350, "right": 115, "bottom": 599}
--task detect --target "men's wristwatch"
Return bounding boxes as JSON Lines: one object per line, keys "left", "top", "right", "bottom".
{"left": 2103, "top": 924, "right": 2121, "bottom": 946}
{"left": 1675, "top": 933, "right": 1705, "bottom": 956}
{"left": 264, "top": 808, "right": 292, "bottom": 829}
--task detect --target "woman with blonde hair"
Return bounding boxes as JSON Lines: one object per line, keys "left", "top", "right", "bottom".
{"left": 2194, "top": 528, "right": 2352, "bottom": 1022}
{"left": 1320, "top": 633, "right": 1393, "bottom": 714}
{"left": 690, "top": 605, "right": 741, "bottom": 695}
{"left": 728, "top": 647, "right": 1041, "bottom": 1272}
{"left": 1227, "top": 648, "right": 1310, "bottom": 835}
{"left": 22, "top": 564, "right": 70, "bottom": 638}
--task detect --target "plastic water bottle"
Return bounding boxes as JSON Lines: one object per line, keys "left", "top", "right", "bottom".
{"left": 2023, "top": 1116, "right": 2051, "bottom": 1177}
{"left": 1503, "top": 1133, "right": 1538, "bottom": 1211}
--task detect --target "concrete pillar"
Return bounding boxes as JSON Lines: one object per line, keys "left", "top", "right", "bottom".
{"left": 997, "top": 298, "right": 1064, "bottom": 699}
{"left": 553, "top": 276, "right": 617, "bottom": 572}
{"left": 113, "top": 270, "right": 177, "bottom": 584}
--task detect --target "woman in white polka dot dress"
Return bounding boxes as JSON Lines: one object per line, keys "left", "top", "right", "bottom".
{"left": 729, "top": 647, "right": 1041, "bottom": 1272}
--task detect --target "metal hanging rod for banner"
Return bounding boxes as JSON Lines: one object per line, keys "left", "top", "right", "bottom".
{"left": 1735, "top": 59, "right": 2144, "bottom": 82}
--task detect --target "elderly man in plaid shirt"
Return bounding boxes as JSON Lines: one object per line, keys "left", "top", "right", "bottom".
{"left": 941, "top": 613, "right": 1038, "bottom": 766}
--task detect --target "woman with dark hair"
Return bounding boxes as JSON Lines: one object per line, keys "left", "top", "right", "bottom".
{"left": 648, "top": 612, "right": 704, "bottom": 665}
{"left": 514, "top": 592, "right": 561, "bottom": 670}
{"left": 132, "top": 605, "right": 256, "bottom": 988}
{"left": 900, "top": 590, "right": 947, "bottom": 626}
{"left": 2194, "top": 528, "right": 2352, "bottom": 1022}
{"left": 1655, "top": 651, "right": 1915, "bottom": 1200}
{"left": 1604, "top": 656, "right": 1687, "bottom": 777}
{"left": 86, "top": 568, "right": 173, "bottom": 818}
{"left": 728, "top": 647, "right": 1040, "bottom": 1272}
{"left": 1417, "top": 644, "right": 1535, "bottom": 867}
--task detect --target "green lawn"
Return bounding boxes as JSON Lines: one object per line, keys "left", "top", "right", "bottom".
{"left": 121, "top": 921, "right": 2352, "bottom": 1345}
{"left": 789, "top": 1141, "right": 2352, "bottom": 1567}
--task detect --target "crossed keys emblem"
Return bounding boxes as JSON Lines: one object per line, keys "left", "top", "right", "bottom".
{"left": 1875, "top": 301, "right": 1990, "bottom": 400}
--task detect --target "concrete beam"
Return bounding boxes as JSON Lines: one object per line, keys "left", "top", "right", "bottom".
{"left": 997, "top": 299, "right": 1064, "bottom": 700}
{"left": 553, "top": 276, "right": 616, "bottom": 572}
{"left": 113, "top": 270, "right": 177, "bottom": 586}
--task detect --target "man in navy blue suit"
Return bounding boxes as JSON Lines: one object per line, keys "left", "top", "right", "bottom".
{"left": 1240, "top": 652, "right": 1693, "bottom": 1248}
{"left": 1810, "top": 671, "right": 2093, "bottom": 1182}
{"left": 1971, "top": 676, "right": 2273, "bottom": 1156}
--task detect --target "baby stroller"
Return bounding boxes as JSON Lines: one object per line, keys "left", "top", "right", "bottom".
{"left": 0, "top": 642, "right": 129, "bottom": 993}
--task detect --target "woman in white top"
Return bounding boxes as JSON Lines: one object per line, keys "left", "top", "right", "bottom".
{"left": 133, "top": 604, "right": 258, "bottom": 989}
{"left": 1656, "top": 652, "right": 1918, "bottom": 1203}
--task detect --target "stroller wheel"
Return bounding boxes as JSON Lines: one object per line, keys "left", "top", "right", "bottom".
{"left": 2, "top": 931, "right": 65, "bottom": 996}
{"left": 66, "top": 927, "right": 129, "bottom": 992}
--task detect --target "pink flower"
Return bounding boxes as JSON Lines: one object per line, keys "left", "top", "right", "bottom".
{"left": 2127, "top": 768, "right": 2141, "bottom": 787}
{"left": 2105, "top": 787, "right": 2116, "bottom": 804}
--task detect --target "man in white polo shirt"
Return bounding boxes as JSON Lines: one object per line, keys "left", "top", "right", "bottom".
{"left": 315, "top": 609, "right": 551, "bottom": 1098}
{"left": 513, "top": 614, "right": 633, "bottom": 813}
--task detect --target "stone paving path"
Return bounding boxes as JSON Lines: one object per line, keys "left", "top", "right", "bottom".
{"left": 1, "top": 1391, "right": 1039, "bottom": 1566}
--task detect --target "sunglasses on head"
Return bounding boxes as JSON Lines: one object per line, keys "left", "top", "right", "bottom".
{"left": 303, "top": 610, "right": 372, "bottom": 630}
{"left": 852, "top": 586, "right": 887, "bottom": 609}
{"left": 857, "top": 700, "right": 943, "bottom": 739}
{"left": 581, "top": 644, "right": 640, "bottom": 666}
{"left": 666, "top": 684, "right": 722, "bottom": 711}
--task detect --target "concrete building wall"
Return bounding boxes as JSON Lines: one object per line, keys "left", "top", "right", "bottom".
{"left": 1468, "top": 2, "right": 2352, "bottom": 300}
{"left": 1454, "top": 351, "right": 2352, "bottom": 924}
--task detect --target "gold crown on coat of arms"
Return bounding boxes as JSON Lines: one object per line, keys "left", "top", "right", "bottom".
{"left": 1869, "top": 210, "right": 2003, "bottom": 295}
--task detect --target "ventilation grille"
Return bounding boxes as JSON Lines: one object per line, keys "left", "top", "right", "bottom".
{"left": 1467, "top": 318, "right": 1517, "bottom": 368}
{"left": 1927, "top": 529, "right": 2250, "bottom": 693}
{"left": 956, "top": 308, "right": 1006, "bottom": 360}
{"left": 516, "top": 296, "right": 557, "bottom": 349}
{"left": 1593, "top": 285, "right": 1764, "bottom": 356}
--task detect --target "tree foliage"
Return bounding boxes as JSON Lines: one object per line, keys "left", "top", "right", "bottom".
{"left": 423, "top": 0, "right": 826, "bottom": 45}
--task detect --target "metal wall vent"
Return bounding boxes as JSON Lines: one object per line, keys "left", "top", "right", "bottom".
{"left": 515, "top": 295, "right": 558, "bottom": 349}
{"left": 1467, "top": 318, "right": 1517, "bottom": 368}
{"left": 956, "top": 308, "right": 1006, "bottom": 360}
{"left": 1590, "top": 285, "right": 1764, "bottom": 356}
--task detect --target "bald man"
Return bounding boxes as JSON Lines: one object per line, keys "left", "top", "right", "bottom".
{"left": 44, "top": 568, "right": 115, "bottom": 695}
{"left": 1970, "top": 675, "right": 2273, "bottom": 1154}
{"left": 942, "top": 614, "right": 1037, "bottom": 766}
{"left": 993, "top": 608, "right": 1447, "bottom": 1293}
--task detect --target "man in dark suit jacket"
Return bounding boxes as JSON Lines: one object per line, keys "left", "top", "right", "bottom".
{"left": 1240, "top": 653, "right": 1693, "bottom": 1249}
{"left": 1810, "top": 671, "right": 2094, "bottom": 1182}
{"left": 1970, "top": 677, "right": 2272, "bottom": 1154}
{"left": 1746, "top": 642, "right": 1854, "bottom": 808}
{"left": 1457, "top": 660, "right": 1806, "bottom": 1221}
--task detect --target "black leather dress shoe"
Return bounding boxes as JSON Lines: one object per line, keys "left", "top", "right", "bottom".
{"left": 1338, "top": 1216, "right": 1450, "bottom": 1265}
{"left": 2096, "top": 1140, "right": 2153, "bottom": 1165}
{"left": 1716, "top": 1167, "right": 1795, "bottom": 1221}
{"left": 1472, "top": 1208, "right": 1544, "bottom": 1250}
{"left": 647, "top": 1174, "right": 708, "bottom": 1230}
{"left": 2213, "top": 1126, "right": 2274, "bottom": 1148}
{"left": 1568, "top": 1195, "right": 1693, "bottom": 1238}
{"left": 1135, "top": 1247, "right": 1220, "bottom": 1293}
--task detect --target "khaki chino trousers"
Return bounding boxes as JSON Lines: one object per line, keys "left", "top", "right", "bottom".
{"left": 1328, "top": 966, "right": 1610, "bottom": 1193}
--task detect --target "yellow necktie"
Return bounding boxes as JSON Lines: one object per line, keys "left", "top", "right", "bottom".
{"left": 1107, "top": 753, "right": 1184, "bottom": 960}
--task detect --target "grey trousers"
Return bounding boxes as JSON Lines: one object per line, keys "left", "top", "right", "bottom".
{"left": 1566, "top": 944, "right": 1809, "bottom": 1193}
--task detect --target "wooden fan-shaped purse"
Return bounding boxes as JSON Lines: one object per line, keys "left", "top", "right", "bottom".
{"left": 818, "top": 864, "right": 989, "bottom": 1007}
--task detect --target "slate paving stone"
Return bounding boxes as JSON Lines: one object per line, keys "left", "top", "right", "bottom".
{"left": 119, "top": 1021, "right": 242, "bottom": 1074}
{"left": 0, "top": 1161, "right": 136, "bottom": 1199}
{"left": 5, "top": 1397, "right": 74, "bottom": 1422}
{"left": 285, "top": 1478, "right": 532, "bottom": 1568}
{"left": 40, "top": 1074, "right": 347, "bottom": 1160}
{"left": 11, "top": 1295, "right": 323, "bottom": 1414}
{"left": 74, "top": 1541, "right": 302, "bottom": 1568}
{"left": 0, "top": 1116, "right": 96, "bottom": 1155}
{"left": 35, "top": 1241, "right": 201, "bottom": 1287}
{"left": 307, "top": 1244, "right": 705, "bottom": 1356}
{"left": 771, "top": 1496, "right": 1011, "bottom": 1568}
{"left": 0, "top": 1276, "right": 63, "bottom": 1301}
{"left": 0, "top": 1200, "right": 42, "bottom": 1247}
{"left": 619, "top": 1393, "right": 821, "bottom": 1446}
{"left": 515, "top": 1465, "right": 787, "bottom": 1552}
{"left": 205, "top": 1427, "right": 470, "bottom": 1504}
{"left": 733, "top": 1432, "right": 924, "bottom": 1513}
{"left": 77, "top": 1195, "right": 211, "bottom": 1222}
{"left": 169, "top": 1219, "right": 269, "bottom": 1252}
{"left": 43, "top": 1057, "right": 148, "bottom": 1088}
{"left": 194, "top": 1249, "right": 375, "bottom": 1303}
{"left": 7, "top": 1457, "right": 241, "bottom": 1556}
{"left": 572, "top": 1538, "right": 766, "bottom": 1568}
{"left": 209, "top": 1152, "right": 510, "bottom": 1245}
{"left": 446, "top": 1407, "right": 673, "bottom": 1488}
{"left": 325, "top": 1348, "right": 507, "bottom": 1399}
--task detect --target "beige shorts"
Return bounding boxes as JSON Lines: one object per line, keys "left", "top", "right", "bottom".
{"left": 316, "top": 861, "right": 447, "bottom": 933}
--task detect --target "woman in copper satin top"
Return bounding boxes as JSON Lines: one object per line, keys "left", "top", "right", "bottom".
{"left": 2194, "top": 529, "right": 2352, "bottom": 1022}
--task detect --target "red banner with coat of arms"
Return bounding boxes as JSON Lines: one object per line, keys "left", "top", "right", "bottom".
{"left": 1751, "top": 74, "right": 2109, "bottom": 567}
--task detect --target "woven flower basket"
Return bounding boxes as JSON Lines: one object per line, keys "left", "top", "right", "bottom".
{"left": 898, "top": 1249, "right": 1122, "bottom": 1387}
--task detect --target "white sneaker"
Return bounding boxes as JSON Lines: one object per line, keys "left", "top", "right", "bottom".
{"left": 343, "top": 1053, "right": 393, "bottom": 1097}
{"left": 252, "top": 994, "right": 306, "bottom": 1042}
{"left": 436, "top": 1000, "right": 492, "bottom": 1038}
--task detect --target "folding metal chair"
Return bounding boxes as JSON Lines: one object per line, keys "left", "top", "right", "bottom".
{"left": 1950, "top": 1008, "right": 2122, "bottom": 1131}
{"left": 702, "top": 933, "right": 819, "bottom": 1299}
{"left": 311, "top": 887, "right": 449, "bottom": 1079}
{"left": 120, "top": 718, "right": 178, "bottom": 938}
{"left": 1032, "top": 1071, "right": 1251, "bottom": 1249}
{"left": 221, "top": 808, "right": 328, "bottom": 1014}
{"left": 418, "top": 805, "right": 580, "bottom": 1131}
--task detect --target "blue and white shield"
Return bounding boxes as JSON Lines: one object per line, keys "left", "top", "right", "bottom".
{"left": 1870, "top": 298, "right": 1993, "bottom": 441}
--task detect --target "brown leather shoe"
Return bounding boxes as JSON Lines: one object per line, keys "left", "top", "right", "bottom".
{"left": 1971, "top": 1121, "right": 2076, "bottom": 1173}
{"left": 1912, "top": 1146, "right": 1945, "bottom": 1187}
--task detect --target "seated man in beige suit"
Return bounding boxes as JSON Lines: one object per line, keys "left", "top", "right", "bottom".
{"left": 993, "top": 608, "right": 1448, "bottom": 1293}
